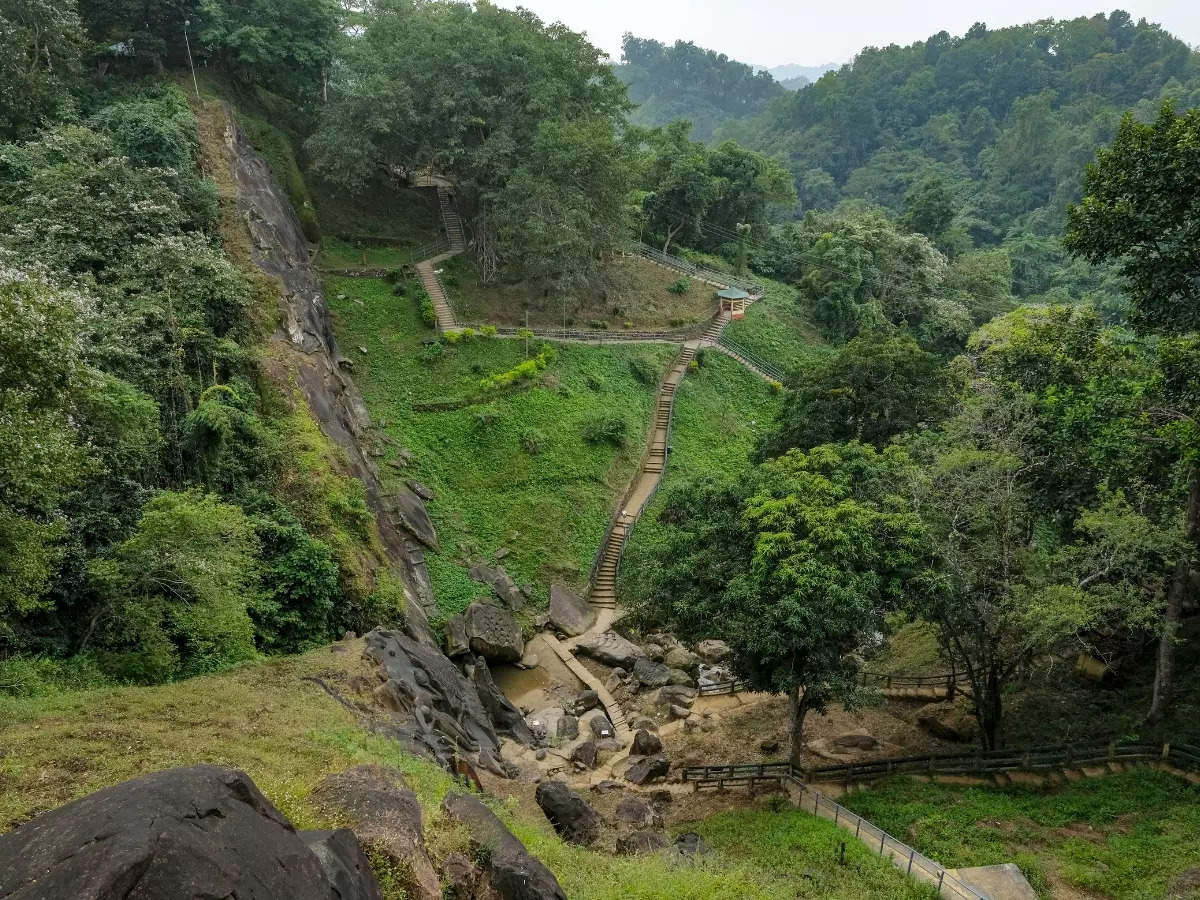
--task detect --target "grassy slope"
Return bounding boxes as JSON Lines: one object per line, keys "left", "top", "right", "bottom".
{"left": 842, "top": 772, "right": 1200, "bottom": 899}
{"left": 723, "top": 277, "right": 828, "bottom": 374}
{"left": 326, "top": 275, "right": 675, "bottom": 614}
{"left": 441, "top": 252, "right": 717, "bottom": 330}
{"left": 0, "top": 650, "right": 926, "bottom": 900}
{"left": 620, "top": 346, "right": 784, "bottom": 586}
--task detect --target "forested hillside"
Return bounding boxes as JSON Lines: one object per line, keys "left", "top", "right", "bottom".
{"left": 730, "top": 12, "right": 1200, "bottom": 307}
{"left": 616, "top": 35, "right": 785, "bottom": 140}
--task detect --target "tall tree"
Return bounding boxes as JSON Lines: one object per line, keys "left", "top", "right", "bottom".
{"left": 624, "top": 444, "right": 927, "bottom": 766}
{"left": 0, "top": 0, "right": 84, "bottom": 139}
{"left": 1064, "top": 102, "right": 1200, "bottom": 722}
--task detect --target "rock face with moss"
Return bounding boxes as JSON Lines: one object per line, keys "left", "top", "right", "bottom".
{"left": 0, "top": 765, "right": 382, "bottom": 900}
{"left": 223, "top": 105, "right": 438, "bottom": 615}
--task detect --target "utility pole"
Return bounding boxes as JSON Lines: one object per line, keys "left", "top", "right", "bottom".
{"left": 183, "top": 20, "right": 200, "bottom": 102}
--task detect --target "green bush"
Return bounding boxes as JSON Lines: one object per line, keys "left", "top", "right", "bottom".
{"left": 668, "top": 277, "right": 691, "bottom": 294}
{"left": 581, "top": 413, "right": 628, "bottom": 447}
{"left": 520, "top": 427, "right": 546, "bottom": 455}
{"left": 623, "top": 320, "right": 633, "bottom": 329}
{"left": 629, "top": 356, "right": 659, "bottom": 386}
{"left": 768, "top": 379, "right": 783, "bottom": 394}
{"left": 481, "top": 325, "right": 498, "bottom": 337}
{"left": 0, "top": 653, "right": 112, "bottom": 698}
{"left": 420, "top": 342, "right": 445, "bottom": 365}
{"left": 443, "top": 329, "right": 462, "bottom": 344}
{"left": 415, "top": 288, "right": 436, "bottom": 328}
{"left": 478, "top": 345, "right": 557, "bottom": 392}
{"left": 588, "top": 319, "right": 608, "bottom": 330}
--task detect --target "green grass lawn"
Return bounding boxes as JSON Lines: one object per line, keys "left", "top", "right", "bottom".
{"left": 842, "top": 771, "right": 1200, "bottom": 899}
{"left": 326, "top": 275, "right": 675, "bottom": 614}
{"left": 685, "top": 804, "right": 936, "bottom": 899}
{"left": 316, "top": 236, "right": 427, "bottom": 271}
{"left": 440, "top": 252, "right": 717, "bottom": 331}
{"left": 724, "top": 277, "right": 828, "bottom": 374}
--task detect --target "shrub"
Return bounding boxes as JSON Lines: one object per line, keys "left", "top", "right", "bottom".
{"left": 668, "top": 277, "right": 691, "bottom": 294}
{"left": 481, "top": 325, "right": 497, "bottom": 338}
{"left": 769, "top": 379, "right": 783, "bottom": 394}
{"left": 474, "top": 407, "right": 500, "bottom": 429}
{"left": 581, "top": 414, "right": 628, "bottom": 447}
{"left": 688, "top": 359, "right": 699, "bottom": 372}
{"left": 520, "top": 427, "right": 546, "bottom": 455}
{"left": 629, "top": 356, "right": 658, "bottom": 386}
{"left": 384, "top": 268, "right": 402, "bottom": 284}
{"left": 420, "top": 342, "right": 444, "bottom": 364}
{"left": 477, "top": 345, "right": 556, "bottom": 392}
{"left": 443, "top": 329, "right": 461, "bottom": 344}
{"left": 459, "top": 327, "right": 475, "bottom": 341}
{"left": 415, "top": 289, "right": 436, "bottom": 328}
{"left": 623, "top": 320, "right": 633, "bottom": 329}
{"left": 669, "top": 318, "right": 686, "bottom": 328}
{"left": 586, "top": 374, "right": 603, "bottom": 391}
{"left": 588, "top": 319, "right": 608, "bottom": 330}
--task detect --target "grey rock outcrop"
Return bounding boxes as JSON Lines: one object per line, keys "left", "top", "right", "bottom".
{"left": 312, "top": 765, "right": 437, "bottom": 900}
{"left": 624, "top": 755, "right": 670, "bottom": 785}
{"left": 534, "top": 781, "right": 601, "bottom": 846}
{"left": 917, "top": 701, "right": 979, "bottom": 742}
{"left": 615, "top": 796, "right": 663, "bottom": 830}
{"left": 464, "top": 602, "right": 524, "bottom": 662}
{"left": 301, "top": 830, "right": 385, "bottom": 900}
{"left": 575, "top": 630, "right": 645, "bottom": 667}
{"left": 632, "top": 656, "right": 672, "bottom": 689}
{"left": 444, "top": 614, "right": 470, "bottom": 657}
{"left": 0, "top": 765, "right": 379, "bottom": 900}
{"left": 468, "top": 656, "right": 535, "bottom": 745}
{"left": 695, "top": 639, "right": 732, "bottom": 662}
{"left": 548, "top": 583, "right": 594, "bottom": 636}
{"left": 441, "top": 793, "right": 567, "bottom": 900}
{"left": 364, "top": 629, "right": 527, "bottom": 776}
{"left": 571, "top": 740, "right": 598, "bottom": 769}
{"left": 663, "top": 646, "right": 699, "bottom": 669}
{"left": 631, "top": 729, "right": 663, "bottom": 756}
{"left": 568, "top": 689, "right": 600, "bottom": 716}
{"left": 468, "top": 564, "right": 525, "bottom": 611}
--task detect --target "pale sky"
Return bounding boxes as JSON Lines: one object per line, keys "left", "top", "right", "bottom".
{"left": 493, "top": 0, "right": 1200, "bottom": 68}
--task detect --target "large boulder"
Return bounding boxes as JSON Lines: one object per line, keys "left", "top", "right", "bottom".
{"left": 313, "top": 765, "right": 438, "bottom": 900}
{"left": 615, "top": 796, "right": 662, "bottom": 830}
{"left": 469, "top": 564, "right": 525, "bottom": 611}
{"left": 575, "top": 630, "right": 646, "bottom": 668}
{"left": 363, "top": 629, "right": 526, "bottom": 776}
{"left": 0, "top": 765, "right": 380, "bottom": 900}
{"left": 632, "top": 656, "right": 672, "bottom": 689}
{"left": 301, "top": 830, "right": 385, "bottom": 900}
{"left": 917, "top": 701, "right": 979, "bottom": 743}
{"left": 586, "top": 710, "right": 616, "bottom": 740}
{"left": 464, "top": 601, "right": 524, "bottom": 662}
{"left": 441, "top": 793, "right": 567, "bottom": 900}
{"left": 444, "top": 614, "right": 470, "bottom": 657}
{"left": 548, "top": 583, "right": 594, "bottom": 637}
{"left": 696, "top": 663, "right": 735, "bottom": 689}
{"left": 534, "top": 781, "right": 601, "bottom": 846}
{"left": 655, "top": 684, "right": 696, "bottom": 708}
{"left": 571, "top": 740, "right": 598, "bottom": 769}
{"left": 674, "top": 832, "right": 713, "bottom": 857}
{"left": 663, "top": 646, "right": 699, "bottom": 670}
{"left": 832, "top": 730, "right": 879, "bottom": 750}
{"left": 468, "top": 656, "right": 535, "bottom": 745}
{"left": 616, "top": 830, "right": 668, "bottom": 855}
{"left": 631, "top": 729, "right": 663, "bottom": 756}
{"left": 567, "top": 689, "right": 600, "bottom": 716}
{"left": 695, "top": 639, "right": 732, "bottom": 663}
{"left": 624, "top": 755, "right": 670, "bottom": 785}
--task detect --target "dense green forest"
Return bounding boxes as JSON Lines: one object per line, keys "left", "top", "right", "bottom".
{"left": 615, "top": 35, "right": 784, "bottom": 140}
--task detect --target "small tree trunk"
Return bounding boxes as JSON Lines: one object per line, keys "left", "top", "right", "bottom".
{"left": 662, "top": 222, "right": 682, "bottom": 255}
{"left": 787, "top": 685, "right": 809, "bottom": 769}
{"left": 1147, "top": 466, "right": 1199, "bottom": 724}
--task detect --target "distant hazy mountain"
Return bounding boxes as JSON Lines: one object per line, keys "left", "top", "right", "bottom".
{"left": 758, "top": 62, "right": 840, "bottom": 85}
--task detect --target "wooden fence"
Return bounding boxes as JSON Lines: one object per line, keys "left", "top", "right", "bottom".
{"left": 698, "top": 669, "right": 969, "bottom": 697}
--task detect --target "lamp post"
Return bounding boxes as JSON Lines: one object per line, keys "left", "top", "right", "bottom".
{"left": 183, "top": 19, "right": 200, "bottom": 101}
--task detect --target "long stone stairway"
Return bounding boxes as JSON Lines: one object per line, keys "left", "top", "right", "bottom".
{"left": 415, "top": 188, "right": 466, "bottom": 332}
{"left": 588, "top": 342, "right": 697, "bottom": 611}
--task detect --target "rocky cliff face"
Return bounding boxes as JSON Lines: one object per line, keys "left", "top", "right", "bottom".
{"left": 220, "top": 107, "right": 528, "bottom": 772}
{"left": 221, "top": 106, "right": 439, "bottom": 627}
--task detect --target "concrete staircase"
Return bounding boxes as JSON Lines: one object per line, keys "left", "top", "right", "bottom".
{"left": 701, "top": 310, "right": 731, "bottom": 344}
{"left": 415, "top": 252, "right": 460, "bottom": 332}
{"left": 588, "top": 343, "right": 697, "bottom": 611}
{"left": 437, "top": 187, "right": 465, "bottom": 251}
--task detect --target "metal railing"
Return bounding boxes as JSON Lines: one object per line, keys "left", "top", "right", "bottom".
{"left": 585, "top": 344, "right": 691, "bottom": 590}
{"left": 714, "top": 335, "right": 786, "bottom": 383}
{"left": 632, "top": 242, "right": 763, "bottom": 295}
{"left": 680, "top": 763, "right": 986, "bottom": 899}
{"left": 699, "top": 668, "right": 968, "bottom": 697}
{"left": 454, "top": 322, "right": 705, "bottom": 343}
{"left": 408, "top": 236, "right": 451, "bottom": 266}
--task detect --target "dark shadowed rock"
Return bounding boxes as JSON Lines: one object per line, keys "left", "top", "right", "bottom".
{"left": 571, "top": 740, "right": 598, "bottom": 769}
{"left": 557, "top": 715, "right": 579, "bottom": 740}
{"left": 442, "top": 851, "right": 477, "bottom": 900}
{"left": 468, "top": 657, "right": 535, "bottom": 745}
{"left": 444, "top": 614, "right": 470, "bottom": 657}
{"left": 632, "top": 656, "right": 671, "bottom": 689}
{"left": 548, "top": 583, "right": 594, "bottom": 636}
{"left": 535, "top": 781, "right": 601, "bottom": 846}
{"left": 441, "top": 793, "right": 567, "bottom": 900}
{"left": 674, "top": 832, "right": 713, "bottom": 857}
{"left": 615, "top": 796, "right": 662, "bottom": 829}
{"left": 832, "top": 730, "right": 878, "bottom": 750}
{"left": 300, "top": 830, "right": 385, "bottom": 900}
{"left": 364, "top": 629, "right": 524, "bottom": 776}
{"left": 464, "top": 602, "right": 524, "bottom": 662}
{"left": 624, "top": 755, "right": 670, "bottom": 785}
{"left": 468, "top": 564, "right": 525, "bottom": 611}
{"left": 313, "top": 765, "right": 438, "bottom": 900}
{"left": 575, "top": 630, "right": 645, "bottom": 667}
{"left": 0, "top": 764, "right": 366, "bottom": 900}
{"left": 760, "top": 739, "right": 781, "bottom": 754}
{"left": 568, "top": 689, "right": 600, "bottom": 715}
{"left": 917, "top": 701, "right": 979, "bottom": 742}
{"left": 631, "top": 729, "right": 663, "bottom": 756}
{"left": 617, "top": 830, "right": 668, "bottom": 855}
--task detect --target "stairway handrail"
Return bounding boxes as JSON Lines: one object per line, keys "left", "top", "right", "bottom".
{"left": 632, "top": 241, "right": 763, "bottom": 295}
